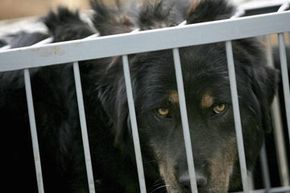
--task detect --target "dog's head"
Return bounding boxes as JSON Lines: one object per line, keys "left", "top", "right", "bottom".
{"left": 98, "top": 44, "right": 277, "bottom": 193}
{"left": 93, "top": 0, "right": 278, "bottom": 193}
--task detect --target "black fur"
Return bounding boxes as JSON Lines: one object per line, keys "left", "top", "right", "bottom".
{"left": 43, "top": 7, "right": 94, "bottom": 41}
{"left": 2, "top": 1, "right": 278, "bottom": 193}
{"left": 186, "top": 0, "right": 235, "bottom": 23}
{"left": 138, "top": 0, "right": 180, "bottom": 30}
{"left": 91, "top": 0, "right": 137, "bottom": 35}
{"left": 0, "top": 39, "right": 7, "bottom": 47}
{"left": 6, "top": 31, "right": 49, "bottom": 48}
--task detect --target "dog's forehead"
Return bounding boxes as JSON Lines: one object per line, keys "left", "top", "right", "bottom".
{"left": 168, "top": 89, "right": 215, "bottom": 107}
{"left": 132, "top": 48, "right": 229, "bottom": 105}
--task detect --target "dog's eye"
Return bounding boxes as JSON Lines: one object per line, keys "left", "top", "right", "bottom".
{"left": 212, "top": 104, "right": 227, "bottom": 114}
{"left": 157, "top": 107, "right": 170, "bottom": 117}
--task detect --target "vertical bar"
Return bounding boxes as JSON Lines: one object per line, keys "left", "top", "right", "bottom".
{"left": 265, "top": 34, "right": 289, "bottom": 189}
{"left": 278, "top": 3, "right": 289, "bottom": 13}
{"left": 0, "top": 45, "right": 11, "bottom": 50}
{"left": 278, "top": 33, "right": 290, "bottom": 146}
{"left": 24, "top": 69, "right": 45, "bottom": 193}
{"left": 247, "top": 172, "right": 254, "bottom": 191}
{"left": 260, "top": 143, "right": 271, "bottom": 191}
{"left": 31, "top": 38, "right": 53, "bottom": 47}
{"left": 173, "top": 48, "right": 198, "bottom": 193}
{"left": 225, "top": 41, "right": 249, "bottom": 193}
{"left": 73, "top": 62, "right": 96, "bottom": 193}
{"left": 277, "top": 33, "right": 290, "bottom": 186}
{"left": 122, "top": 55, "right": 147, "bottom": 193}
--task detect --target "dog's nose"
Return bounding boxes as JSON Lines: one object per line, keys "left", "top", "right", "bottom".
{"left": 179, "top": 172, "right": 207, "bottom": 189}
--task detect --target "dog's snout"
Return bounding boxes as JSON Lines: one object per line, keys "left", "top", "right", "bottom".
{"left": 179, "top": 172, "right": 208, "bottom": 190}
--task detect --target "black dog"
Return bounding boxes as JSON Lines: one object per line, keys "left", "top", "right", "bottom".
{"left": 2, "top": 0, "right": 278, "bottom": 193}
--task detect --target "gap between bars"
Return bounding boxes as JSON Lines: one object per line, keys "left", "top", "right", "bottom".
{"left": 73, "top": 61, "right": 96, "bottom": 193}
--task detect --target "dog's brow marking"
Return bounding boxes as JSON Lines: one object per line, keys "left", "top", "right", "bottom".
{"left": 159, "top": 159, "right": 180, "bottom": 193}
{"left": 201, "top": 93, "right": 214, "bottom": 108}
{"left": 208, "top": 137, "right": 236, "bottom": 192}
{"left": 169, "top": 91, "right": 179, "bottom": 104}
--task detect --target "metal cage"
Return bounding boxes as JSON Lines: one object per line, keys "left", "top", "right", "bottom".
{"left": 0, "top": 1, "right": 289, "bottom": 193}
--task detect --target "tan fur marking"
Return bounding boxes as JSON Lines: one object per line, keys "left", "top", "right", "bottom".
{"left": 201, "top": 93, "right": 214, "bottom": 108}
{"left": 159, "top": 160, "right": 181, "bottom": 193}
{"left": 153, "top": 145, "right": 181, "bottom": 193}
{"left": 169, "top": 91, "right": 179, "bottom": 104}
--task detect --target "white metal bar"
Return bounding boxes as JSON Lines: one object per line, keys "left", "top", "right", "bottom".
{"left": 278, "top": 32, "right": 290, "bottom": 146}
{"left": 265, "top": 34, "right": 290, "bottom": 190}
{"left": 240, "top": 0, "right": 289, "bottom": 11}
{"left": 260, "top": 144, "right": 271, "bottom": 190}
{"left": 72, "top": 62, "right": 96, "bottom": 193}
{"left": 178, "top": 20, "right": 187, "bottom": 26}
{"left": 232, "top": 186, "right": 290, "bottom": 193}
{"left": 122, "top": 55, "right": 147, "bottom": 193}
{"left": 225, "top": 41, "right": 249, "bottom": 193}
{"left": 172, "top": 48, "right": 198, "bottom": 193}
{"left": 271, "top": 94, "right": 290, "bottom": 188}
{"left": 24, "top": 69, "right": 45, "bottom": 193}
{"left": 20, "top": 38, "right": 58, "bottom": 193}
{"left": 230, "top": 8, "right": 254, "bottom": 192}
{"left": 0, "top": 11, "right": 290, "bottom": 71}
{"left": 231, "top": 8, "right": 246, "bottom": 19}
{"left": 278, "top": 2, "right": 290, "bottom": 12}
{"left": 0, "top": 45, "right": 11, "bottom": 50}
{"left": 277, "top": 33, "right": 290, "bottom": 187}
{"left": 274, "top": 4, "right": 290, "bottom": 187}
{"left": 82, "top": 33, "right": 100, "bottom": 40}
{"left": 278, "top": 2, "right": 290, "bottom": 145}
{"left": 31, "top": 37, "right": 53, "bottom": 47}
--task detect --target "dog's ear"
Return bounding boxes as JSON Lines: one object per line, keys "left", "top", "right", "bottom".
{"left": 96, "top": 57, "right": 132, "bottom": 149}
{"left": 233, "top": 38, "right": 279, "bottom": 133}
{"left": 91, "top": 0, "right": 136, "bottom": 35}
{"left": 43, "top": 7, "right": 94, "bottom": 42}
{"left": 186, "top": 0, "right": 235, "bottom": 24}
{"left": 138, "top": 0, "right": 181, "bottom": 30}
{"left": 250, "top": 65, "right": 279, "bottom": 132}
{"left": 114, "top": 83, "right": 131, "bottom": 148}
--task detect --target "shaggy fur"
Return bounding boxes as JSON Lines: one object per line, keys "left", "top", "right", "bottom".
{"left": 2, "top": 0, "right": 278, "bottom": 193}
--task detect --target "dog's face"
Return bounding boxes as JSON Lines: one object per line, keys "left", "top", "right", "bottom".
{"left": 137, "top": 49, "right": 238, "bottom": 193}
{"left": 104, "top": 41, "right": 276, "bottom": 193}
{"left": 91, "top": 0, "right": 278, "bottom": 189}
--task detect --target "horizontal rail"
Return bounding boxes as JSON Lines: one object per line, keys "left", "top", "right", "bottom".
{"left": 233, "top": 186, "right": 290, "bottom": 193}
{"left": 0, "top": 11, "right": 289, "bottom": 71}
{"left": 240, "top": 0, "right": 290, "bottom": 11}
